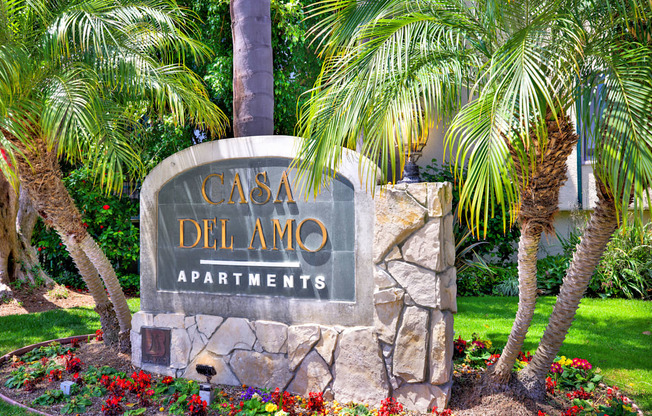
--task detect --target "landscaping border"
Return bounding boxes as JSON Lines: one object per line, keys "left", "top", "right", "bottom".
{"left": 0, "top": 334, "right": 95, "bottom": 416}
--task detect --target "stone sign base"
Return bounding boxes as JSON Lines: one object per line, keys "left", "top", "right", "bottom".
{"left": 132, "top": 182, "right": 456, "bottom": 412}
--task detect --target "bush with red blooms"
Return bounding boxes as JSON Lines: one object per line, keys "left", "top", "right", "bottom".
{"left": 537, "top": 411, "right": 547, "bottom": 416}
{"left": 566, "top": 387, "right": 592, "bottom": 400}
{"left": 306, "top": 392, "right": 325, "bottom": 414}
{"left": 379, "top": 397, "right": 403, "bottom": 416}
{"left": 48, "top": 368, "right": 63, "bottom": 382}
{"left": 431, "top": 406, "right": 454, "bottom": 416}
{"left": 70, "top": 338, "right": 82, "bottom": 348}
{"left": 187, "top": 394, "right": 208, "bottom": 416}
{"left": 62, "top": 351, "right": 83, "bottom": 373}
{"left": 130, "top": 370, "right": 152, "bottom": 394}
{"left": 561, "top": 405, "right": 584, "bottom": 416}
{"left": 101, "top": 395, "right": 124, "bottom": 416}
{"left": 22, "top": 377, "right": 37, "bottom": 392}
{"left": 162, "top": 376, "right": 174, "bottom": 385}
{"left": 453, "top": 335, "right": 467, "bottom": 358}
{"left": 518, "top": 351, "right": 533, "bottom": 363}
{"left": 485, "top": 353, "right": 500, "bottom": 366}
{"left": 95, "top": 329, "right": 104, "bottom": 341}
{"left": 271, "top": 388, "right": 297, "bottom": 416}
{"left": 545, "top": 377, "right": 557, "bottom": 395}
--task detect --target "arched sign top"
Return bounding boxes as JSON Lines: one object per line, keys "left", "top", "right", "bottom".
{"left": 139, "top": 136, "right": 376, "bottom": 326}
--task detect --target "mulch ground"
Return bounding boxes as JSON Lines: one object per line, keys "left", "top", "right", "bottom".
{"left": 0, "top": 285, "right": 97, "bottom": 317}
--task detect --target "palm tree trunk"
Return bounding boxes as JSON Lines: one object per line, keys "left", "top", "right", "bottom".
{"left": 60, "top": 231, "right": 121, "bottom": 348}
{"left": 490, "top": 225, "right": 541, "bottom": 381}
{"left": 13, "top": 140, "right": 131, "bottom": 351}
{"left": 78, "top": 234, "right": 132, "bottom": 350}
{"left": 490, "top": 112, "right": 578, "bottom": 383}
{"left": 231, "top": 0, "right": 274, "bottom": 137}
{"left": 520, "top": 183, "right": 618, "bottom": 392}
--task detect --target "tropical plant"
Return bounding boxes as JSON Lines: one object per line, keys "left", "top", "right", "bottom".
{"left": 590, "top": 222, "right": 652, "bottom": 300}
{"left": 296, "top": 0, "right": 580, "bottom": 385}
{"left": 520, "top": 2, "right": 652, "bottom": 392}
{"left": 0, "top": 0, "right": 228, "bottom": 351}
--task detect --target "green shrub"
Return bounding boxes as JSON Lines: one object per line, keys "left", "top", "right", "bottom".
{"left": 457, "top": 263, "right": 518, "bottom": 296}
{"left": 33, "top": 167, "right": 140, "bottom": 294}
{"left": 590, "top": 223, "right": 652, "bottom": 299}
{"left": 536, "top": 255, "right": 570, "bottom": 295}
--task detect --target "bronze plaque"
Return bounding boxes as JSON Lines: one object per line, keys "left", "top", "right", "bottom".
{"left": 141, "top": 327, "right": 171, "bottom": 366}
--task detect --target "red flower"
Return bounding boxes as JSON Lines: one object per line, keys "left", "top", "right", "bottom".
{"left": 100, "top": 225, "right": 104, "bottom": 229}
{"left": 83, "top": 222, "right": 88, "bottom": 228}
{"left": 103, "top": 204, "right": 110, "bottom": 210}
{"left": 37, "top": 247, "right": 42, "bottom": 251}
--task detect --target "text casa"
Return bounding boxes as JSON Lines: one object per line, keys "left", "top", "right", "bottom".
{"left": 177, "top": 171, "right": 328, "bottom": 252}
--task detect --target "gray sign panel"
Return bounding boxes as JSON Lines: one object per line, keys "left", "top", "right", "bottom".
{"left": 157, "top": 157, "right": 355, "bottom": 301}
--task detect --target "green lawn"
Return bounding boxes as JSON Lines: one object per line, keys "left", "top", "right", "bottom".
{"left": 456, "top": 296, "right": 652, "bottom": 412}
{"left": 0, "top": 297, "right": 650, "bottom": 413}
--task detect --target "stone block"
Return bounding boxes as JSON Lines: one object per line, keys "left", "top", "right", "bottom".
{"left": 374, "top": 187, "right": 427, "bottom": 263}
{"left": 387, "top": 261, "right": 440, "bottom": 308}
{"left": 184, "top": 350, "right": 239, "bottom": 386}
{"left": 315, "top": 327, "right": 338, "bottom": 365}
{"left": 393, "top": 307, "right": 428, "bottom": 382}
{"left": 384, "top": 246, "right": 403, "bottom": 262}
{"left": 187, "top": 326, "right": 207, "bottom": 363}
{"left": 206, "top": 318, "right": 256, "bottom": 355}
{"left": 402, "top": 218, "right": 446, "bottom": 272}
{"left": 196, "top": 315, "right": 223, "bottom": 338}
{"left": 373, "top": 288, "right": 404, "bottom": 344}
{"left": 286, "top": 351, "right": 332, "bottom": 395}
{"left": 429, "top": 310, "right": 454, "bottom": 385}
{"left": 374, "top": 266, "right": 397, "bottom": 290}
{"left": 130, "top": 331, "right": 142, "bottom": 367}
{"left": 170, "top": 328, "right": 191, "bottom": 369}
{"left": 254, "top": 321, "right": 288, "bottom": 354}
{"left": 185, "top": 316, "right": 196, "bottom": 329}
{"left": 331, "top": 327, "right": 389, "bottom": 405}
{"left": 406, "top": 183, "right": 428, "bottom": 206}
{"left": 287, "top": 325, "right": 321, "bottom": 371}
{"left": 131, "top": 312, "right": 153, "bottom": 333}
{"left": 154, "top": 313, "right": 186, "bottom": 329}
{"left": 393, "top": 382, "right": 451, "bottom": 413}
{"left": 230, "top": 351, "right": 293, "bottom": 390}
{"left": 427, "top": 182, "right": 453, "bottom": 217}
{"left": 438, "top": 267, "right": 457, "bottom": 313}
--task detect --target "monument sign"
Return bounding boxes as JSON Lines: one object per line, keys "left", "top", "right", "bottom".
{"left": 132, "top": 136, "right": 457, "bottom": 412}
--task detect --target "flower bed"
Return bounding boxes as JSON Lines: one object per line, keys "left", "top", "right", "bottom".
{"left": 451, "top": 334, "right": 642, "bottom": 416}
{"left": 0, "top": 333, "right": 642, "bottom": 416}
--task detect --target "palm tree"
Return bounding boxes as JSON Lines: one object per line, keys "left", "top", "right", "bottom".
{"left": 520, "top": 10, "right": 652, "bottom": 392}
{"left": 231, "top": 0, "right": 274, "bottom": 136}
{"left": 297, "top": 0, "right": 583, "bottom": 383}
{"left": 298, "top": 0, "right": 651, "bottom": 389}
{"left": 0, "top": 0, "right": 228, "bottom": 351}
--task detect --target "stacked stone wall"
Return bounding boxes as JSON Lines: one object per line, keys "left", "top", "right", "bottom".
{"left": 132, "top": 182, "right": 456, "bottom": 412}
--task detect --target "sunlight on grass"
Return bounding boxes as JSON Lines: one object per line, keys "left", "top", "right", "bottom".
{"left": 456, "top": 296, "right": 652, "bottom": 412}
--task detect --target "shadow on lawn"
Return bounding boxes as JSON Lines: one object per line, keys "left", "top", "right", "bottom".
{"left": 0, "top": 307, "right": 99, "bottom": 355}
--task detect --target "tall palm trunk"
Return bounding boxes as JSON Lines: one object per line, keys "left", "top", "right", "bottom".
{"left": 13, "top": 139, "right": 131, "bottom": 351}
{"left": 60, "top": 232, "right": 121, "bottom": 348}
{"left": 0, "top": 175, "right": 52, "bottom": 298}
{"left": 490, "top": 112, "right": 578, "bottom": 382}
{"left": 520, "top": 182, "right": 618, "bottom": 393}
{"left": 231, "top": 0, "right": 274, "bottom": 137}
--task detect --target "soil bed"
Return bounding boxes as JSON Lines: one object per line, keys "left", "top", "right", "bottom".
{"left": 0, "top": 338, "right": 621, "bottom": 416}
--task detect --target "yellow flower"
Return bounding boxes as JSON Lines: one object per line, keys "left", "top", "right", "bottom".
{"left": 265, "top": 403, "right": 278, "bottom": 413}
{"left": 159, "top": 407, "right": 165, "bottom": 412}
{"left": 485, "top": 340, "right": 493, "bottom": 348}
